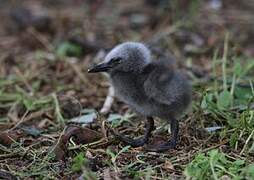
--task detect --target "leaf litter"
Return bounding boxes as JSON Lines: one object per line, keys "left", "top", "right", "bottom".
{"left": 0, "top": 0, "right": 253, "bottom": 179}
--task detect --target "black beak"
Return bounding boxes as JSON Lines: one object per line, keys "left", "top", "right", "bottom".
{"left": 88, "top": 62, "right": 112, "bottom": 73}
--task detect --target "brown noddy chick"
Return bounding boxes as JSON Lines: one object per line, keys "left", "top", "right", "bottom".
{"left": 88, "top": 42, "right": 191, "bottom": 152}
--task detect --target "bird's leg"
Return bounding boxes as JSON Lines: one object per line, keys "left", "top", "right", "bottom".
{"left": 145, "top": 118, "right": 179, "bottom": 152}
{"left": 111, "top": 117, "right": 155, "bottom": 147}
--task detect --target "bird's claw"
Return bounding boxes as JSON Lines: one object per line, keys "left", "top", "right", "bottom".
{"left": 110, "top": 129, "right": 147, "bottom": 147}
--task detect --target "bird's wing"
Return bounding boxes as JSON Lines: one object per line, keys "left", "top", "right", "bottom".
{"left": 143, "top": 61, "right": 182, "bottom": 105}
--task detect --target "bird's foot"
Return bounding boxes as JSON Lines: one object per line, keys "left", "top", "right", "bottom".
{"left": 144, "top": 141, "right": 177, "bottom": 152}
{"left": 110, "top": 130, "right": 147, "bottom": 147}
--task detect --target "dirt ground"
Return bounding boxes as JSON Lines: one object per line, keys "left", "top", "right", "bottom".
{"left": 0, "top": 0, "right": 254, "bottom": 179}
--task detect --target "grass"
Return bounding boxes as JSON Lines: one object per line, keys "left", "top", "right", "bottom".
{"left": 0, "top": 0, "right": 254, "bottom": 178}
{"left": 0, "top": 32, "right": 253, "bottom": 179}
{"left": 185, "top": 149, "right": 254, "bottom": 179}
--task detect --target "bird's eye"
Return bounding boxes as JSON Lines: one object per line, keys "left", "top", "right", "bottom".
{"left": 110, "top": 57, "right": 122, "bottom": 65}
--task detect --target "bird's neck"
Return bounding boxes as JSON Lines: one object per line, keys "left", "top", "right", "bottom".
{"left": 110, "top": 68, "right": 142, "bottom": 77}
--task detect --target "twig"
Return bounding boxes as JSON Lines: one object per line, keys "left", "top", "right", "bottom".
{"left": 10, "top": 110, "right": 29, "bottom": 131}
{"left": 222, "top": 33, "right": 229, "bottom": 91}
{"left": 23, "top": 108, "right": 52, "bottom": 122}
{"left": 199, "top": 139, "right": 229, "bottom": 153}
{"left": 27, "top": 27, "right": 54, "bottom": 52}
{"left": 240, "top": 129, "right": 254, "bottom": 155}
{"left": 235, "top": 130, "right": 243, "bottom": 151}
{"left": 65, "top": 57, "right": 95, "bottom": 90}
{"left": 13, "top": 67, "right": 34, "bottom": 94}
{"left": 0, "top": 170, "right": 17, "bottom": 180}
{"left": 100, "top": 85, "right": 115, "bottom": 114}
{"left": 43, "top": 126, "right": 67, "bottom": 163}
{"left": 52, "top": 93, "right": 65, "bottom": 126}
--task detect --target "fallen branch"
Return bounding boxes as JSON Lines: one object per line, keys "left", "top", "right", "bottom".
{"left": 100, "top": 85, "right": 115, "bottom": 114}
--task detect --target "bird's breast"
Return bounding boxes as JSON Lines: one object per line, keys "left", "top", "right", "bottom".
{"left": 110, "top": 73, "right": 148, "bottom": 114}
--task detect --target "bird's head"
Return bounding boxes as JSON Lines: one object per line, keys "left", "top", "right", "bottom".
{"left": 88, "top": 42, "right": 151, "bottom": 74}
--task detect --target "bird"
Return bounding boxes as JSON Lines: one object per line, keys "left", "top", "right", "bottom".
{"left": 88, "top": 42, "right": 191, "bottom": 152}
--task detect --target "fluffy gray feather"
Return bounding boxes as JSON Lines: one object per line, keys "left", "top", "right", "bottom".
{"left": 106, "top": 42, "right": 191, "bottom": 121}
{"left": 88, "top": 41, "right": 192, "bottom": 151}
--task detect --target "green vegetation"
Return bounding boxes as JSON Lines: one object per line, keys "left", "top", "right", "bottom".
{"left": 0, "top": 0, "right": 253, "bottom": 179}
{"left": 185, "top": 150, "right": 254, "bottom": 180}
